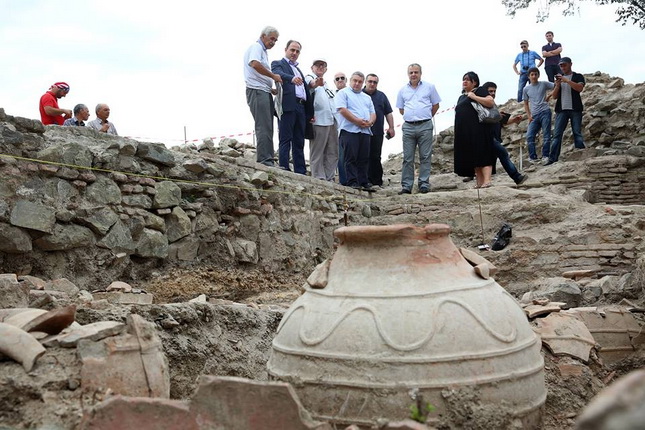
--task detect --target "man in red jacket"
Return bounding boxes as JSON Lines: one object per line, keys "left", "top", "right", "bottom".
{"left": 39, "top": 82, "right": 72, "bottom": 125}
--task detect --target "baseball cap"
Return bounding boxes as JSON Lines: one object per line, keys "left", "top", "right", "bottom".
{"left": 558, "top": 57, "right": 572, "bottom": 64}
{"left": 54, "top": 82, "right": 70, "bottom": 91}
{"left": 312, "top": 58, "right": 327, "bottom": 66}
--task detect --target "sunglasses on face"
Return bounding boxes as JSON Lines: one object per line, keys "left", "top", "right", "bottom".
{"left": 335, "top": 77, "right": 346, "bottom": 81}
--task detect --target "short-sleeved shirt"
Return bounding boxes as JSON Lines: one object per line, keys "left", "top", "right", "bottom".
{"left": 335, "top": 87, "right": 375, "bottom": 135}
{"left": 556, "top": 72, "right": 585, "bottom": 112}
{"left": 542, "top": 42, "right": 562, "bottom": 66}
{"left": 514, "top": 50, "right": 542, "bottom": 73}
{"left": 244, "top": 39, "right": 272, "bottom": 92}
{"left": 39, "top": 92, "right": 63, "bottom": 125}
{"left": 522, "top": 81, "right": 555, "bottom": 115}
{"left": 396, "top": 81, "right": 442, "bottom": 122}
{"left": 306, "top": 75, "right": 336, "bottom": 126}
{"left": 363, "top": 89, "right": 393, "bottom": 136}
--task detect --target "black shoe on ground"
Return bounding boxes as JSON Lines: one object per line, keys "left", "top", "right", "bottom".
{"left": 398, "top": 188, "right": 411, "bottom": 195}
{"left": 419, "top": 187, "right": 430, "bottom": 194}
{"left": 462, "top": 177, "right": 474, "bottom": 182}
{"left": 515, "top": 174, "right": 528, "bottom": 185}
{"left": 350, "top": 184, "right": 362, "bottom": 190}
{"left": 362, "top": 184, "right": 377, "bottom": 192}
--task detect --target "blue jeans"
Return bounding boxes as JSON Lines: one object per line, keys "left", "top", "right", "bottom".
{"left": 517, "top": 72, "right": 529, "bottom": 102}
{"left": 401, "top": 120, "right": 433, "bottom": 191}
{"left": 493, "top": 138, "right": 521, "bottom": 182}
{"left": 526, "top": 109, "right": 552, "bottom": 160}
{"left": 549, "top": 110, "right": 585, "bottom": 162}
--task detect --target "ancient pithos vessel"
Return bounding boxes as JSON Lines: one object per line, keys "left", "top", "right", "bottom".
{"left": 267, "top": 224, "right": 546, "bottom": 427}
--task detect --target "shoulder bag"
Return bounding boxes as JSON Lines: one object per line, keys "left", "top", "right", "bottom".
{"left": 471, "top": 101, "right": 502, "bottom": 124}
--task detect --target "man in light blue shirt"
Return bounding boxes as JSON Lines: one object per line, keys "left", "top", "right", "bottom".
{"left": 243, "top": 26, "right": 282, "bottom": 167}
{"left": 336, "top": 71, "right": 376, "bottom": 192}
{"left": 513, "top": 40, "right": 543, "bottom": 102}
{"left": 395, "top": 63, "right": 441, "bottom": 194}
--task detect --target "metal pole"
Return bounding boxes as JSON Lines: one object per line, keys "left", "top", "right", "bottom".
{"left": 184, "top": 126, "right": 187, "bottom": 145}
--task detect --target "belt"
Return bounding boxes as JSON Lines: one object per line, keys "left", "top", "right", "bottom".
{"left": 405, "top": 119, "right": 431, "bottom": 125}
{"left": 296, "top": 98, "right": 306, "bottom": 104}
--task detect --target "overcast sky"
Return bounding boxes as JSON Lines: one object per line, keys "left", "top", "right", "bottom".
{"left": 2, "top": 0, "right": 643, "bottom": 159}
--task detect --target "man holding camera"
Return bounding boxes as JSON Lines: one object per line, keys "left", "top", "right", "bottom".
{"left": 545, "top": 57, "right": 586, "bottom": 166}
{"left": 363, "top": 73, "right": 394, "bottom": 187}
{"left": 513, "top": 40, "right": 543, "bottom": 102}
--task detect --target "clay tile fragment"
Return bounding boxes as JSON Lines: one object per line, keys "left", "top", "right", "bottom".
{"left": 190, "top": 376, "right": 333, "bottom": 430}
{"left": 106, "top": 281, "right": 133, "bottom": 293}
{"left": 22, "top": 304, "right": 76, "bottom": 335}
{"left": 524, "top": 303, "right": 562, "bottom": 318}
{"left": 533, "top": 312, "right": 596, "bottom": 362}
{"left": 306, "top": 259, "right": 331, "bottom": 289}
{"left": 0, "top": 322, "right": 46, "bottom": 372}
{"left": 459, "top": 247, "right": 498, "bottom": 279}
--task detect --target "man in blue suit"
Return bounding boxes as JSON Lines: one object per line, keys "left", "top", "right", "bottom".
{"left": 271, "top": 40, "right": 313, "bottom": 174}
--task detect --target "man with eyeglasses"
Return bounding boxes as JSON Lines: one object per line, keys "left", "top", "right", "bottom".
{"left": 333, "top": 72, "right": 348, "bottom": 184}
{"left": 545, "top": 57, "right": 586, "bottom": 166}
{"left": 336, "top": 71, "right": 377, "bottom": 192}
{"left": 271, "top": 40, "right": 314, "bottom": 174}
{"left": 304, "top": 58, "right": 339, "bottom": 181}
{"left": 396, "top": 63, "right": 441, "bottom": 194}
{"left": 244, "top": 26, "right": 283, "bottom": 167}
{"left": 39, "top": 82, "right": 72, "bottom": 125}
{"left": 363, "top": 73, "right": 394, "bottom": 187}
{"left": 513, "top": 40, "right": 543, "bottom": 102}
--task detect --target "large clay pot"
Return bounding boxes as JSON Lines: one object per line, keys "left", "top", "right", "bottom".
{"left": 267, "top": 224, "right": 545, "bottom": 428}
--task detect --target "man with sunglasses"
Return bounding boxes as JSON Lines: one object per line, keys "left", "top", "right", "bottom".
{"left": 39, "top": 82, "right": 72, "bottom": 125}
{"left": 333, "top": 72, "right": 348, "bottom": 184}
{"left": 363, "top": 73, "right": 394, "bottom": 187}
{"left": 513, "top": 40, "right": 543, "bottom": 102}
{"left": 305, "top": 58, "right": 339, "bottom": 181}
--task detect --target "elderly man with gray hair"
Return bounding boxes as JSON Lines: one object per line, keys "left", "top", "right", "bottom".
{"left": 88, "top": 103, "right": 118, "bottom": 135}
{"left": 63, "top": 104, "right": 90, "bottom": 127}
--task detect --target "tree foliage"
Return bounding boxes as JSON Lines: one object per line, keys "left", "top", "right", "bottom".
{"left": 502, "top": 0, "right": 645, "bottom": 29}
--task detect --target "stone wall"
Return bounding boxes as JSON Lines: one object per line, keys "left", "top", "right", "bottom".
{"left": 0, "top": 108, "right": 367, "bottom": 291}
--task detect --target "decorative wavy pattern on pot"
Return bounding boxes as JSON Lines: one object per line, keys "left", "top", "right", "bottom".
{"left": 267, "top": 224, "right": 546, "bottom": 428}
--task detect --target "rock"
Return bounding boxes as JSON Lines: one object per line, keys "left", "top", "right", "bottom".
{"left": 575, "top": 369, "right": 645, "bottom": 430}
{"left": 136, "top": 142, "right": 176, "bottom": 167}
{"left": 33, "top": 223, "right": 96, "bottom": 251}
{"left": 0, "top": 222, "right": 32, "bottom": 253}
{"left": 9, "top": 200, "right": 56, "bottom": 233}
{"left": 55, "top": 320, "right": 126, "bottom": 347}
{"left": 92, "top": 291, "right": 154, "bottom": 305}
{"left": 85, "top": 176, "right": 122, "bottom": 205}
{"left": 0, "top": 273, "right": 30, "bottom": 308}
{"left": 165, "top": 207, "right": 191, "bottom": 243}
{"left": 153, "top": 181, "right": 182, "bottom": 209}
{"left": 134, "top": 228, "right": 169, "bottom": 259}
{"left": 45, "top": 278, "right": 80, "bottom": 296}
{"left": 183, "top": 158, "right": 208, "bottom": 173}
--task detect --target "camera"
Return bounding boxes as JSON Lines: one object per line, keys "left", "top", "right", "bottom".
{"left": 385, "top": 130, "right": 393, "bottom": 140}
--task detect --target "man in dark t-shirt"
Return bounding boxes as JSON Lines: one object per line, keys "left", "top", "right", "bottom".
{"left": 542, "top": 31, "right": 563, "bottom": 83}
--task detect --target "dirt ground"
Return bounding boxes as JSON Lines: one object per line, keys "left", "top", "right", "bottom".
{"left": 142, "top": 266, "right": 306, "bottom": 306}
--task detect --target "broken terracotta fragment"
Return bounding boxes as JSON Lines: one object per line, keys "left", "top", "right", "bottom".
{"left": 0, "top": 322, "right": 46, "bottom": 372}
{"left": 23, "top": 304, "right": 76, "bottom": 334}
{"left": 459, "top": 247, "right": 498, "bottom": 279}
{"left": 566, "top": 306, "right": 644, "bottom": 364}
{"left": 3, "top": 309, "right": 48, "bottom": 329}
{"left": 533, "top": 312, "right": 597, "bottom": 362}
{"left": 524, "top": 303, "right": 562, "bottom": 318}
{"left": 106, "top": 281, "right": 133, "bottom": 293}
{"left": 306, "top": 259, "right": 330, "bottom": 289}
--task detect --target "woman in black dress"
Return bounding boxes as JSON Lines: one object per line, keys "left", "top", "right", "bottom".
{"left": 453, "top": 71, "right": 496, "bottom": 188}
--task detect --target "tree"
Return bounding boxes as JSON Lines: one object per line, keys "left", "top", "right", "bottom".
{"left": 502, "top": 0, "right": 645, "bottom": 29}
